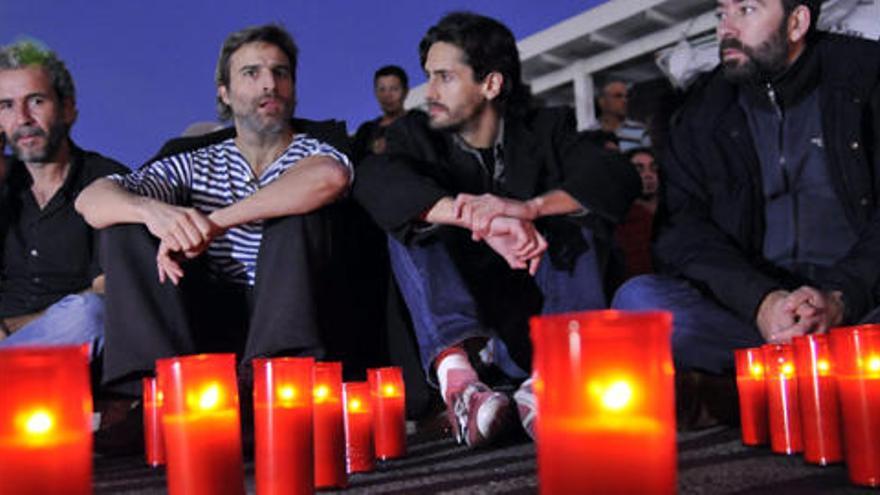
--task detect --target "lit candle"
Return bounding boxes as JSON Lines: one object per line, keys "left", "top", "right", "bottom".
{"left": 156, "top": 353, "right": 245, "bottom": 495}
{"left": 761, "top": 344, "right": 803, "bottom": 455}
{"left": 0, "top": 345, "right": 92, "bottom": 495}
{"left": 530, "top": 310, "right": 676, "bottom": 494}
{"left": 142, "top": 377, "right": 166, "bottom": 467}
{"left": 313, "top": 361, "right": 347, "bottom": 489}
{"left": 343, "top": 381, "right": 375, "bottom": 473}
{"left": 830, "top": 325, "right": 880, "bottom": 487}
{"left": 367, "top": 366, "right": 406, "bottom": 460}
{"left": 734, "top": 347, "right": 769, "bottom": 446}
{"left": 792, "top": 334, "right": 842, "bottom": 465}
{"left": 253, "top": 357, "right": 314, "bottom": 495}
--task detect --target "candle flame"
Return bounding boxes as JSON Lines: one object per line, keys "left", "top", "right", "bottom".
{"left": 749, "top": 363, "right": 764, "bottom": 378}
{"left": 190, "top": 383, "right": 223, "bottom": 411}
{"left": 23, "top": 409, "right": 54, "bottom": 436}
{"left": 382, "top": 384, "right": 397, "bottom": 397}
{"left": 589, "top": 380, "right": 634, "bottom": 412}
{"left": 816, "top": 359, "right": 831, "bottom": 375}
{"left": 781, "top": 363, "right": 794, "bottom": 378}
{"left": 278, "top": 385, "right": 297, "bottom": 402}
{"left": 314, "top": 384, "right": 330, "bottom": 403}
{"left": 868, "top": 356, "right": 880, "bottom": 373}
{"left": 349, "top": 398, "right": 362, "bottom": 412}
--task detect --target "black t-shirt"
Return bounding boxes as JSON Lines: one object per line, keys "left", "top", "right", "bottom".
{"left": 0, "top": 144, "right": 127, "bottom": 317}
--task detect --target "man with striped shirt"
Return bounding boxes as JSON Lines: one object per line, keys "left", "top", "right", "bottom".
{"left": 76, "top": 24, "right": 352, "bottom": 394}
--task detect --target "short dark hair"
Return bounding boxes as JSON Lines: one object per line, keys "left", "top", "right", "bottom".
{"left": 215, "top": 24, "right": 298, "bottom": 121}
{"left": 374, "top": 65, "right": 408, "bottom": 90}
{"left": 0, "top": 40, "right": 76, "bottom": 105}
{"left": 625, "top": 147, "right": 655, "bottom": 163}
{"left": 419, "top": 12, "right": 527, "bottom": 110}
{"left": 782, "top": 0, "right": 822, "bottom": 38}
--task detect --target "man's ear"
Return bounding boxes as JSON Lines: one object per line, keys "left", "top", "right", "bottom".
{"left": 218, "top": 85, "right": 230, "bottom": 106}
{"left": 62, "top": 97, "right": 78, "bottom": 126}
{"left": 481, "top": 71, "right": 504, "bottom": 102}
{"left": 788, "top": 4, "right": 811, "bottom": 44}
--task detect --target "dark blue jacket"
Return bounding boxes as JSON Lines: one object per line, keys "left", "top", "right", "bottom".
{"left": 656, "top": 34, "right": 880, "bottom": 323}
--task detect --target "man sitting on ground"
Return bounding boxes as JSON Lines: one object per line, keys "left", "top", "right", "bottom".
{"left": 354, "top": 12, "right": 639, "bottom": 447}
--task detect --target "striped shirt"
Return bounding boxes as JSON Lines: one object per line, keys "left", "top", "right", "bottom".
{"left": 109, "top": 134, "right": 351, "bottom": 286}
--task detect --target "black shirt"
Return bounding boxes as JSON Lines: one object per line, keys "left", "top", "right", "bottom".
{"left": 0, "top": 144, "right": 127, "bottom": 317}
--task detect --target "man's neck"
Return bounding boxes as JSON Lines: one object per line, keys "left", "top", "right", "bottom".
{"left": 234, "top": 124, "right": 295, "bottom": 177}
{"left": 457, "top": 105, "right": 500, "bottom": 149}
{"left": 380, "top": 109, "right": 404, "bottom": 126}
{"left": 599, "top": 114, "right": 624, "bottom": 133}
{"left": 26, "top": 141, "right": 72, "bottom": 209}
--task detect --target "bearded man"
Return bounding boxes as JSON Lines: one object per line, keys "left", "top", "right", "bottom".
{"left": 613, "top": 0, "right": 880, "bottom": 373}
{"left": 0, "top": 41, "right": 127, "bottom": 355}
{"left": 76, "top": 24, "right": 351, "bottom": 394}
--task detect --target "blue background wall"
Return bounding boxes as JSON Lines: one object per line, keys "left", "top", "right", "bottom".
{"left": 1, "top": 1, "right": 604, "bottom": 167}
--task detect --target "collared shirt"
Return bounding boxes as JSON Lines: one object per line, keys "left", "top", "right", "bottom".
{"left": 0, "top": 145, "right": 127, "bottom": 317}
{"left": 108, "top": 134, "right": 351, "bottom": 286}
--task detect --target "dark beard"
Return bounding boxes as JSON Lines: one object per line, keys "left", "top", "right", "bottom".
{"left": 10, "top": 120, "right": 68, "bottom": 164}
{"left": 720, "top": 21, "right": 790, "bottom": 84}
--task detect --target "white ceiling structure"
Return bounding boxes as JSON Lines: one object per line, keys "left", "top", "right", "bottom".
{"left": 405, "top": 0, "right": 719, "bottom": 130}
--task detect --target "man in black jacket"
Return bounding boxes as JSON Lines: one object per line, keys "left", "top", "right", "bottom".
{"left": 613, "top": 0, "right": 880, "bottom": 373}
{"left": 354, "top": 12, "right": 639, "bottom": 447}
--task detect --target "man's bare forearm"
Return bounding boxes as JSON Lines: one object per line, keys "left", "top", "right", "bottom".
{"left": 526, "top": 189, "right": 586, "bottom": 218}
{"left": 209, "top": 155, "right": 350, "bottom": 230}
{"left": 75, "top": 178, "right": 156, "bottom": 228}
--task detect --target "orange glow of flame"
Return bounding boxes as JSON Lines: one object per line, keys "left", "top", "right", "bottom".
{"left": 816, "top": 359, "right": 831, "bottom": 375}
{"left": 749, "top": 363, "right": 764, "bottom": 378}
{"left": 314, "top": 384, "right": 330, "bottom": 403}
{"left": 382, "top": 384, "right": 398, "bottom": 397}
{"left": 21, "top": 409, "right": 55, "bottom": 436}
{"left": 868, "top": 356, "right": 880, "bottom": 374}
{"left": 187, "top": 382, "right": 224, "bottom": 412}
{"left": 277, "top": 385, "right": 297, "bottom": 404}
{"left": 780, "top": 363, "right": 794, "bottom": 378}
{"left": 589, "top": 379, "right": 635, "bottom": 412}
{"left": 348, "top": 398, "right": 363, "bottom": 412}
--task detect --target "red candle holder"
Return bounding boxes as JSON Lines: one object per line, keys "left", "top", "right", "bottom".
{"left": 313, "top": 361, "right": 347, "bottom": 489}
{"left": 142, "top": 376, "right": 165, "bottom": 467}
{"left": 343, "top": 381, "right": 375, "bottom": 473}
{"left": 734, "top": 347, "right": 769, "bottom": 446}
{"left": 0, "top": 345, "right": 92, "bottom": 495}
{"left": 156, "top": 353, "right": 245, "bottom": 495}
{"left": 830, "top": 325, "right": 880, "bottom": 487}
{"left": 792, "top": 334, "right": 842, "bottom": 465}
{"left": 530, "top": 310, "right": 676, "bottom": 495}
{"left": 367, "top": 366, "right": 406, "bottom": 460}
{"left": 761, "top": 344, "right": 803, "bottom": 455}
{"left": 253, "top": 357, "right": 314, "bottom": 495}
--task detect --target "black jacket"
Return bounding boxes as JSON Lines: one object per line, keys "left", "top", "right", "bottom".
{"left": 655, "top": 34, "right": 880, "bottom": 323}
{"left": 353, "top": 107, "right": 640, "bottom": 256}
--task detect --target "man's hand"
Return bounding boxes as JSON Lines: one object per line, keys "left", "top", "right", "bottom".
{"left": 756, "top": 287, "right": 845, "bottom": 343}
{"left": 783, "top": 286, "right": 845, "bottom": 334}
{"left": 141, "top": 201, "right": 217, "bottom": 253}
{"left": 481, "top": 216, "right": 547, "bottom": 275}
{"left": 154, "top": 213, "right": 224, "bottom": 285}
{"left": 453, "top": 193, "right": 538, "bottom": 239}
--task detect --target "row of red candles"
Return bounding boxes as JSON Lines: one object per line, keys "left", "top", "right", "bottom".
{"left": 150, "top": 355, "right": 406, "bottom": 494}
{"left": 0, "top": 347, "right": 406, "bottom": 495}
{"left": 735, "top": 324, "right": 880, "bottom": 488}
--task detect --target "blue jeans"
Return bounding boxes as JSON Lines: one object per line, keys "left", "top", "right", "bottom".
{"left": 388, "top": 227, "right": 607, "bottom": 381}
{"left": 0, "top": 293, "right": 105, "bottom": 360}
{"left": 611, "top": 275, "right": 763, "bottom": 373}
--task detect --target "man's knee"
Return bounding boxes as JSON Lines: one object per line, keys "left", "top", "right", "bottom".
{"left": 611, "top": 274, "right": 670, "bottom": 309}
